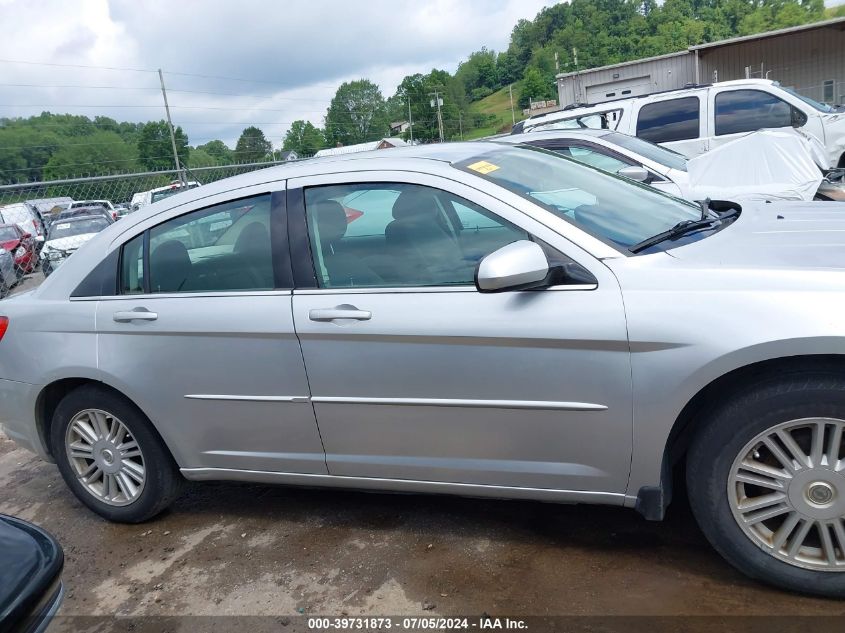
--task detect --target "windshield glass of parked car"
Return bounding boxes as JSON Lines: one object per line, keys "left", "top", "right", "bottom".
{"left": 0, "top": 227, "right": 18, "bottom": 241}
{"left": 459, "top": 145, "right": 701, "bottom": 251}
{"left": 780, "top": 86, "right": 833, "bottom": 113}
{"left": 48, "top": 217, "right": 109, "bottom": 240}
{"left": 604, "top": 132, "right": 688, "bottom": 172}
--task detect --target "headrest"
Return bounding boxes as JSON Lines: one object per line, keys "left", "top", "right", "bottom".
{"left": 234, "top": 222, "right": 269, "bottom": 253}
{"left": 151, "top": 240, "right": 191, "bottom": 292}
{"left": 391, "top": 190, "right": 438, "bottom": 221}
{"left": 311, "top": 200, "right": 348, "bottom": 244}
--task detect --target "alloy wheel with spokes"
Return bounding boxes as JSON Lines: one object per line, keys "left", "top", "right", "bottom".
{"left": 65, "top": 408, "right": 146, "bottom": 506}
{"left": 728, "top": 417, "right": 845, "bottom": 571}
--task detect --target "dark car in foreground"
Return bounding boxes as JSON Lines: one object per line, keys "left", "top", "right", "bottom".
{"left": 0, "top": 515, "right": 63, "bottom": 633}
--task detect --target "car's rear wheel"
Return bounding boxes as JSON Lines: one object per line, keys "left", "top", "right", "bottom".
{"left": 687, "top": 373, "right": 845, "bottom": 597}
{"left": 51, "top": 384, "right": 184, "bottom": 522}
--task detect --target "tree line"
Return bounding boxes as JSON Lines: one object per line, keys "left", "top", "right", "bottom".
{"left": 0, "top": 0, "right": 832, "bottom": 184}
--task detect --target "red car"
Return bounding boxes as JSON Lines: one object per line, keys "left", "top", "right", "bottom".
{"left": 0, "top": 223, "right": 35, "bottom": 277}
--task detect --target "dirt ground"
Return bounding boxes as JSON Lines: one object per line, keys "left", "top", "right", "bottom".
{"left": 2, "top": 272, "right": 844, "bottom": 630}
{"left": 2, "top": 431, "right": 844, "bottom": 622}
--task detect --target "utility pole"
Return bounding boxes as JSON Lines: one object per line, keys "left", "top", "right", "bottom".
{"left": 407, "top": 94, "right": 414, "bottom": 144}
{"left": 458, "top": 112, "right": 463, "bottom": 141}
{"left": 429, "top": 90, "right": 444, "bottom": 143}
{"left": 158, "top": 69, "right": 184, "bottom": 185}
{"left": 572, "top": 47, "right": 582, "bottom": 104}
{"left": 509, "top": 84, "right": 516, "bottom": 125}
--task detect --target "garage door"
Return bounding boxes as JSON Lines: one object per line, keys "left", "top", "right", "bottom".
{"left": 586, "top": 76, "right": 651, "bottom": 103}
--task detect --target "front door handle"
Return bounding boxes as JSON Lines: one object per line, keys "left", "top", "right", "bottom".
{"left": 309, "top": 305, "right": 372, "bottom": 322}
{"left": 113, "top": 308, "right": 158, "bottom": 322}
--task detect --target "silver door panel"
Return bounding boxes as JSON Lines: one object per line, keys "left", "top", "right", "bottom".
{"left": 293, "top": 286, "right": 631, "bottom": 492}
{"left": 96, "top": 294, "right": 326, "bottom": 473}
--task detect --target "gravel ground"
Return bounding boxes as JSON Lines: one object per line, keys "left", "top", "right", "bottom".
{"left": 2, "top": 433, "right": 843, "bottom": 621}
{"left": 1, "top": 271, "right": 842, "bottom": 630}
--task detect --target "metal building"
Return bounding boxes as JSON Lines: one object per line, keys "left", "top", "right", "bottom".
{"left": 556, "top": 17, "right": 845, "bottom": 107}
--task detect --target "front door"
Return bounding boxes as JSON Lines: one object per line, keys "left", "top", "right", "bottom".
{"left": 96, "top": 191, "right": 327, "bottom": 475}
{"left": 288, "top": 174, "right": 632, "bottom": 494}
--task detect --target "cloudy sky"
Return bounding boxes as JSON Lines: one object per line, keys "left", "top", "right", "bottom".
{"left": 0, "top": 0, "right": 841, "bottom": 149}
{"left": 0, "top": 0, "right": 557, "bottom": 148}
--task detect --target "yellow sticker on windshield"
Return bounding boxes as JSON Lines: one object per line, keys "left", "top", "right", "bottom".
{"left": 466, "top": 160, "right": 500, "bottom": 174}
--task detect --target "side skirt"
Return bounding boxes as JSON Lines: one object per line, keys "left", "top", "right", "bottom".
{"left": 180, "top": 467, "right": 634, "bottom": 506}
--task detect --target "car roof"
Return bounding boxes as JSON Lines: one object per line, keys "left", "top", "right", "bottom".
{"left": 0, "top": 223, "right": 19, "bottom": 230}
{"left": 128, "top": 142, "right": 501, "bottom": 211}
{"left": 522, "top": 78, "right": 781, "bottom": 131}
{"left": 53, "top": 214, "right": 107, "bottom": 223}
{"left": 60, "top": 206, "right": 107, "bottom": 213}
{"left": 495, "top": 129, "right": 614, "bottom": 144}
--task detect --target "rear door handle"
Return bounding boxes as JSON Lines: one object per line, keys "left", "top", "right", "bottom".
{"left": 309, "top": 306, "right": 372, "bottom": 322}
{"left": 113, "top": 308, "right": 158, "bottom": 322}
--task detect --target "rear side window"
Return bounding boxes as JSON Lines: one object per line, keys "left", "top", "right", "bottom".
{"left": 636, "top": 97, "right": 700, "bottom": 143}
{"left": 715, "top": 89, "right": 792, "bottom": 135}
{"left": 119, "top": 194, "right": 275, "bottom": 294}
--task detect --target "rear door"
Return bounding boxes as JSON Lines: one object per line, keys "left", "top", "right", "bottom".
{"left": 632, "top": 94, "right": 708, "bottom": 157}
{"left": 95, "top": 185, "right": 327, "bottom": 476}
{"left": 707, "top": 86, "right": 804, "bottom": 152}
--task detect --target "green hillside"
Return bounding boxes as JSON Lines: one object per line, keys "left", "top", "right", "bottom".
{"left": 465, "top": 85, "right": 528, "bottom": 140}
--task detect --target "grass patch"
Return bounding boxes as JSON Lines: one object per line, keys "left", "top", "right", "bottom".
{"left": 465, "top": 84, "right": 527, "bottom": 139}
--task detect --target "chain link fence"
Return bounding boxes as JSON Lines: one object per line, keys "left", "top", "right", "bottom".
{"left": 0, "top": 160, "right": 294, "bottom": 296}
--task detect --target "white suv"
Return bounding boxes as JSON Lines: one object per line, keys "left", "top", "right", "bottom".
{"left": 515, "top": 79, "right": 845, "bottom": 169}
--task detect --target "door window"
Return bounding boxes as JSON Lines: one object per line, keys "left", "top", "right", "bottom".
{"left": 120, "top": 194, "right": 275, "bottom": 294}
{"left": 303, "top": 183, "right": 528, "bottom": 288}
{"left": 121, "top": 233, "right": 144, "bottom": 294}
{"left": 636, "top": 97, "right": 700, "bottom": 143}
{"left": 715, "top": 89, "right": 792, "bottom": 135}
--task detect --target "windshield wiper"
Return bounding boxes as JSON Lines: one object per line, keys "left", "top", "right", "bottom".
{"left": 629, "top": 206, "right": 739, "bottom": 254}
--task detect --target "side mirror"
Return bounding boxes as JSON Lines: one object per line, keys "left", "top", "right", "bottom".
{"left": 21, "top": 233, "right": 31, "bottom": 239}
{"left": 475, "top": 240, "right": 550, "bottom": 293}
{"left": 617, "top": 165, "right": 650, "bottom": 182}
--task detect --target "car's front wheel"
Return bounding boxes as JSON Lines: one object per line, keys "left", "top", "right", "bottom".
{"left": 51, "top": 384, "right": 184, "bottom": 522}
{"left": 688, "top": 373, "right": 845, "bottom": 597}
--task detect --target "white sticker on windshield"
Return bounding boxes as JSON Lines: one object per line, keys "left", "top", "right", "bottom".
{"left": 56, "top": 223, "right": 71, "bottom": 229}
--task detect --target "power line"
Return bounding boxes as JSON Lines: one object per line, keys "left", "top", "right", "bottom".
{"left": 0, "top": 58, "right": 345, "bottom": 91}
{"left": 0, "top": 83, "right": 351, "bottom": 102}
{"left": 0, "top": 58, "right": 154, "bottom": 73}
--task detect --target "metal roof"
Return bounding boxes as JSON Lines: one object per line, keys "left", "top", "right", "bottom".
{"left": 555, "top": 17, "right": 845, "bottom": 79}
{"left": 555, "top": 50, "right": 689, "bottom": 80}
{"left": 689, "top": 16, "right": 845, "bottom": 51}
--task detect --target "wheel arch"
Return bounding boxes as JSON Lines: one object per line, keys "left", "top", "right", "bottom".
{"left": 636, "top": 354, "right": 845, "bottom": 521}
{"left": 35, "top": 377, "right": 180, "bottom": 466}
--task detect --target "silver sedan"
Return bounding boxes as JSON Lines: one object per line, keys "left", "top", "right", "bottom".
{"left": 2, "top": 142, "right": 845, "bottom": 596}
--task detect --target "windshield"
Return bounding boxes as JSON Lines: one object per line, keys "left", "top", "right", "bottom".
{"left": 604, "top": 132, "right": 688, "bottom": 172}
{"left": 48, "top": 218, "right": 109, "bottom": 240}
{"left": 461, "top": 145, "right": 701, "bottom": 251}
{"left": 780, "top": 86, "right": 833, "bottom": 113}
{"left": 0, "top": 227, "right": 18, "bottom": 241}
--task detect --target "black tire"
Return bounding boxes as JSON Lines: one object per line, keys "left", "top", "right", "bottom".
{"left": 687, "top": 372, "right": 845, "bottom": 598}
{"left": 50, "top": 384, "right": 184, "bottom": 523}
